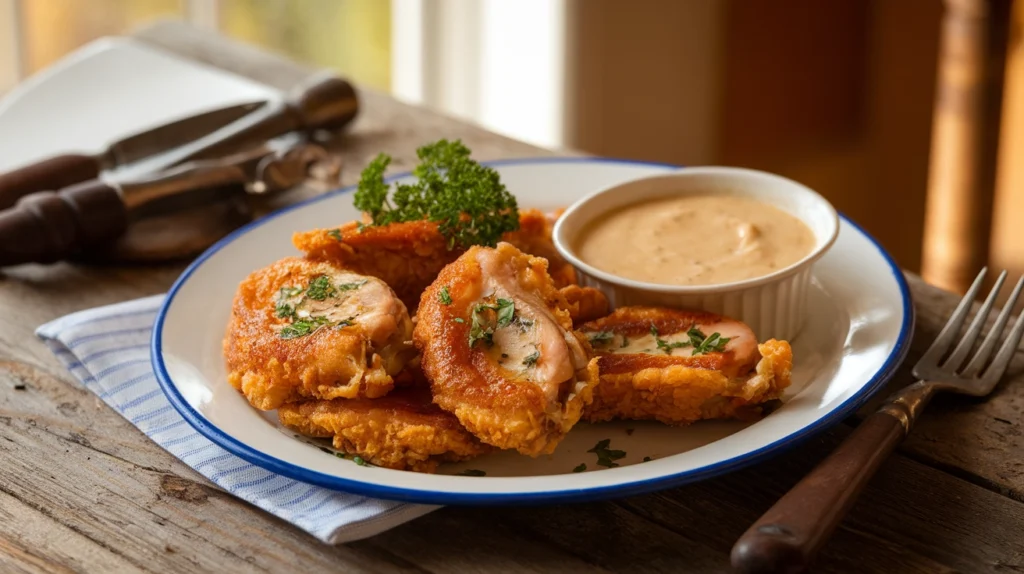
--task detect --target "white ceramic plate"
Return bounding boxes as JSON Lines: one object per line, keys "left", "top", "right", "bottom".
{"left": 153, "top": 158, "right": 913, "bottom": 504}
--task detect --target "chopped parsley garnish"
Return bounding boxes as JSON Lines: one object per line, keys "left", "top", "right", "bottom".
{"left": 352, "top": 456, "right": 367, "bottom": 466}
{"left": 573, "top": 463, "right": 587, "bottom": 473}
{"left": 439, "top": 286, "right": 453, "bottom": 305}
{"left": 649, "top": 324, "right": 731, "bottom": 356}
{"left": 328, "top": 228, "right": 342, "bottom": 240}
{"left": 522, "top": 350, "right": 540, "bottom": 367}
{"left": 459, "top": 469, "right": 486, "bottom": 476}
{"left": 692, "top": 330, "right": 731, "bottom": 355}
{"left": 588, "top": 331, "right": 615, "bottom": 345}
{"left": 306, "top": 275, "right": 337, "bottom": 300}
{"left": 468, "top": 299, "right": 516, "bottom": 348}
{"left": 334, "top": 452, "right": 345, "bottom": 459}
{"left": 453, "top": 317, "right": 466, "bottom": 324}
{"left": 469, "top": 305, "right": 495, "bottom": 348}
{"left": 651, "top": 324, "right": 691, "bottom": 355}
{"left": 275, "top": 286, "right": 303, "bottom": 319}
{"left": 495, "top": 298, "right": 515, "bottom": 328}
{"left": 352, "top": 139, "right": 520, "bottom": 250}
{"left": 337, "top": 280, "right": 367, "bottom": 292}
{"left": 280, "top": 316, "right": 332, "bottom": 339}
{"left": 275, "top": 301, "right": 295, "bottom": 319}
{"left": 588, "top": 438, "right": 627, "bottom": 468}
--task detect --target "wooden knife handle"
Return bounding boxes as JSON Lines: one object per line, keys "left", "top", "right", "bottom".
{"left": 0, "top": 154, "right": 102, "bottom": 210}
{"left": 730, "top": 411, "right": 907, "bottom": 574}
{"left": 0, "top": 180, "right": 128, "bottom": 266}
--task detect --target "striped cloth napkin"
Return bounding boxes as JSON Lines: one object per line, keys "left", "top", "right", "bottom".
{"left": 35, "top": 295, "right": 436, "bottom": 543}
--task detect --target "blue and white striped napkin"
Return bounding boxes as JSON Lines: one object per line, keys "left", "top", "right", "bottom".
{"left": 36, "top": 295, "right": 436, "bottom": 543}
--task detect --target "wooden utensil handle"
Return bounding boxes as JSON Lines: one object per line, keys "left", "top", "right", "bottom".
{"left": 0, "top": 180, "right": 127, "bottom": 266}
{"left": 731, "top": 411, "right": 907, "bottom": 574}
{"left": 0, "top": 154, "right": 102, "bottom": 210}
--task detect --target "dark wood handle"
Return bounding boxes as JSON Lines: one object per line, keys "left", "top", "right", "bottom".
{"left": 731, "top": 411, "right": 907, "bottom": 574}
{"left": 0, "top": 154, "right": 102, "bottom": 210}
{"left": 0, "top": 180, "right": 128, "bottom": 266}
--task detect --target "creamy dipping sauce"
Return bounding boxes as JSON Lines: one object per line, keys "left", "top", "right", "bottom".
{"left": 575, "top": 195, "right": 816, "bottom": 286}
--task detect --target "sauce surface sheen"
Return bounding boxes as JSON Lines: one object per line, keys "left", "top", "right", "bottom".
{"left": 575, "top": 195, "right": 816, "bottom": 286}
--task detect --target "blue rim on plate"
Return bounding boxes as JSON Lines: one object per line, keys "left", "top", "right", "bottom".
{"left": 152, "top": 157, "right": 915, "bottom": 505}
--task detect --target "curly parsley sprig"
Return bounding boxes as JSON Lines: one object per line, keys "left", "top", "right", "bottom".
{"left": 353, "top": 139, "right": 520, "bottom": 250}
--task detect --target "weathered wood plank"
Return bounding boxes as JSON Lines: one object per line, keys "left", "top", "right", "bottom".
{"left": 0, "top": 361, "right": 448, "bottom": 574}
{"left": 365, "top": 425, "right": 1024, "bottom": 573}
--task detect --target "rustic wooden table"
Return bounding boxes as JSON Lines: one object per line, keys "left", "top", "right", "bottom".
{"left": 1, "top": 22, "right": 1022, "bottom": 573}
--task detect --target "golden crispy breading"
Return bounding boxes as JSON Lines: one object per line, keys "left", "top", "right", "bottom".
{"left": 414, "top": 242, "right": 599, "bottom": 456}
{"left": 292, "top": 209, "right": 575, "bottom": 310}
{"left": 278, "top": 389, "right": 492, "bottom": 473}
{"left": 579, "top": 306, "right": 792, "bottom": 425}
{"left": 558, "top": 285, "right": 610, "bottom": 326}
{"left": 224, "top": 257, "right": 415, "bottom": 410}
{"left": 502, "top": 209, "right": 577, "bottom": 286}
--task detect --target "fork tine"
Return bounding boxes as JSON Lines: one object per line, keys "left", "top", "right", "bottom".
{"left": 943, "top": 270, "right": 1007, "bottom": 372}
{"left": 963, "top": 274, "right": 1024, "bottom": 376}
{"left": 917, "top": 268, "right": 987, "bottom": 369}
{"left": 982, "top": 299, "right": 1024, "bottom": 381}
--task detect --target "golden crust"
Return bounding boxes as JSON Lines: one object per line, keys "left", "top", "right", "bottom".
{"left": 292, "top": 209, "right": 575, "bottom": 310}
{"left": 414, "top": 242, "right": 599, "bottom": 456}
{"left": 278, "top": 389, "right": 492, "bottom": 473}
{"left": 579, "top": 306, "right": 792, "bottom": 425}
{"left": 584, "top": 340, "right": 792, "bottom": 425}
{"left": 223, "top": 257, "right": 412, "bottom": 410}
{"left": 559, "top": 285, "right": 610, "bottom": 327}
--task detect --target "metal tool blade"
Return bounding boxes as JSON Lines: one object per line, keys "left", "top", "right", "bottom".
{"left": 105, "top": 99, "right": 267, "bottom": 168}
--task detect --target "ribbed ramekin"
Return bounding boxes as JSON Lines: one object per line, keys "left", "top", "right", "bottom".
{"left": 552, "top": 167, "right": 839, "bottom": 341}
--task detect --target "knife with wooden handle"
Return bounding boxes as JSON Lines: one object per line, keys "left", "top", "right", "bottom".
{"left": 0, "top": 101, "right": 265, "bottom": 210}
{"left": 0, "top": 141, "right": 334, "bottom": 267}
{"left": 0, "top": 71, "right": 358, "bottom": 210}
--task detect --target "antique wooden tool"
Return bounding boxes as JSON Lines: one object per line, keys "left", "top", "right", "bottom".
{"left": 0, "top": 71, "right": 357, "bottom": 211}
{"left": 0, "top": 71, "right": 357, "bottom": 265}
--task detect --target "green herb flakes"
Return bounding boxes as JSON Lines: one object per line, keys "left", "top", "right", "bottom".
{"left": 496, "top": 298, "right": 515, "bottom": 328}
{"left": 588, "top": 331, "right": 615, "bottom": 345}
{"left": 573, "top": 463, "right": 587, "bottom": 473}
{"left": 353, "top": 456, "right": 367, "bottom": 466}
{"left": 338, "top": 280, "right": 367, "bottom": 292}
{"left": 459, "top": 469, "right": 486, "bottom": 477}
{"left": 328, "top": 228, "right": 342, "bottom": 240}
{"left": 587, "top": 438, "right": 627, "bottom": 468}
{"left": 453, "top": 317, "right": 466, "bottom": 324}
{"left": 522, "top": 350, "right": 540, "bottom": 367}
{"left": 280, "top": 316, "right": 331, "bottom": 340}
{"left": 306, "top": 275, "right": 337, "bottom": 301}
{"left": 439, "top": 286, "right": 453, "bottom": 305}
{"left": 651, "top": 324, "right": 691, "bottom": 355}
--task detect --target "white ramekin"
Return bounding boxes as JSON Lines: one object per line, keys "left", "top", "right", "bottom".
{"left": 552, "top": 166, "right": 839, "bottom": 341}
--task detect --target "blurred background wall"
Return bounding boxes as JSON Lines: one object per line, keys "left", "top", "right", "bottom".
{"left": 0, "top": 0, "right": 1021, "bottom": 297}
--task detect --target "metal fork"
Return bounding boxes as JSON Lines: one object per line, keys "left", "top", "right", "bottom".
{"left": 731, "top": 268, "right": 1024, "bottom": 574}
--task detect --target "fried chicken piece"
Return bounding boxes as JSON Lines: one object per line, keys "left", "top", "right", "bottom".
{"left": 578, "top": 306, "right": 792, "bottom": 425}
{"left": 224, "top": 257, "right": 415, "bottom": 410}
{"left": 414, "top": 242, "right": 599, "bottom": 456}
{"left": 559, "top": 285, "right": 610, "bottom": 326}
{"left": 293, "top": 209, "right": 575, "bottom": 310}
{"left": 278, "top": 389, "right": 492, "bottom": 473}
{"left": 502, "top": 209, "right": 577, "bottom": 286}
